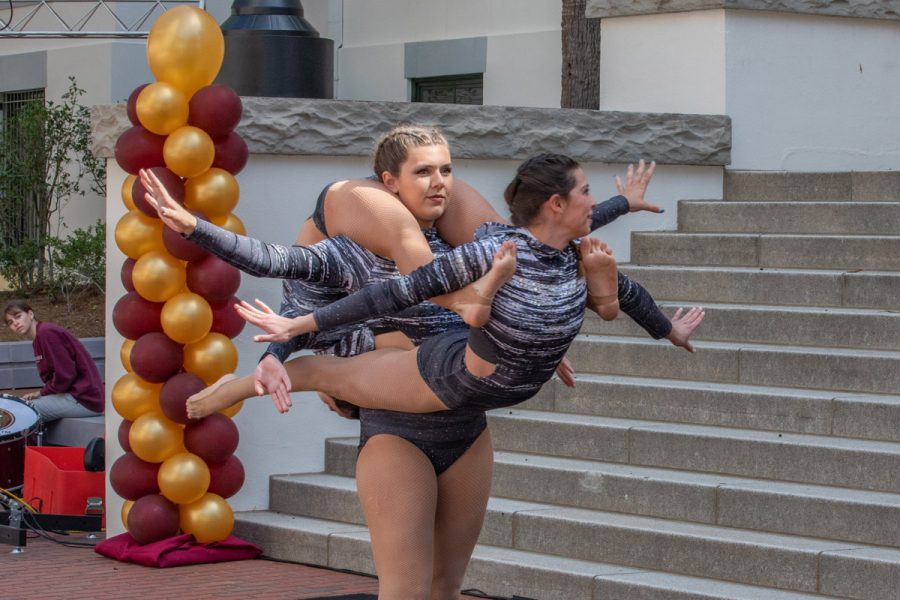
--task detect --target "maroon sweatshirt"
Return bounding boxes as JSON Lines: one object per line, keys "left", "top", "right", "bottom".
{"left": 33, "top": 322, "right": 105, "bottom": 414}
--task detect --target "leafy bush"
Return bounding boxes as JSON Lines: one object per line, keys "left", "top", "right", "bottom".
{"left": 0, "top": 238, "right": 45, "bottom": 294}
{"left": 0, "top": 77, "right": 106, "bottom": 296}
{"left": 47, "top": 221, "right": 106, "bottom": 311}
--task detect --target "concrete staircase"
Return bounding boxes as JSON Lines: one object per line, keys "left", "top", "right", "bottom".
{"left": 233, "top": 172, "right": 900, "bottom": 599}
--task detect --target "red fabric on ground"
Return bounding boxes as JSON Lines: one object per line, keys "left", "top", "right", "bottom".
{"left": 94, "top": 532, "right": 261, "bottom": 568}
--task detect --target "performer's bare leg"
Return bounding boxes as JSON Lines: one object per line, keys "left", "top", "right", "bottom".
{"left": 581, "top": 237, "right": 619, "bottom": 320}
{"left": 186, "top": 346, "right": 445, "bottom": 419}
{"left": 356, "top": 435, "right": 438, "bottom": 599}
{"left": 430, "top": 429, "right": 493, "bottom": 599}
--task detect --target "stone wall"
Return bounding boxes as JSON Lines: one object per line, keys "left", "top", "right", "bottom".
{"left": 586, "top": 0, "right": 900, "bottom": 21}
{"left": 92, "top": 98, "right": 731, "bottom": 167}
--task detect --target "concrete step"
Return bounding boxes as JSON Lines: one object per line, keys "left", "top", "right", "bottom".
{"left": 620, "top": 264, "right": 900, "bottom": 310}
{"left": 489, "top": 452, "right": 900, "bottom": 547}
{"left": 677, "top": 201, "right": 900, "bottom": 234}
{"left": 587, "top": 301, "right": 900, "bottom": 351}
{"left": 533, "top": 374, "right": 900, "bottom": 442}
{"left": 512, "top": 506, "right": 900, "bottom": 597}
{"left": 487, "top": 409, "right": 900, "bottom": 493}
{"left": 232, "top": 508, "right": 893, "bottom": 599}
{"left": 282, "top": 461, "right": 900, "bottom": 548}
{"left": 630, "top": 232, "right": 900, "bottom": 270}
{"left": 267, "top": 471, "right": 553, "bottom": 549}
{"left": 566, "top": 335, "right": 900, "bottom": 395}
{"left": 723, "top": 170, "right": 900, "bottom": 202}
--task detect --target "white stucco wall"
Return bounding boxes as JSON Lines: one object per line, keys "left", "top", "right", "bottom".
{"left": 600, "top": 9, "right": 900, "bottom": 171}
{"left": 599, "top": 10, "right": 727, "bottom": 115}
{"left": 725, "top": 11, "right": 900, "bottom": 171}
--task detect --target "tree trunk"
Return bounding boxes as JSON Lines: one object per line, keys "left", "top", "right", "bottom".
{"left": 561, "top": 0, "right": 601, "bottom": 109}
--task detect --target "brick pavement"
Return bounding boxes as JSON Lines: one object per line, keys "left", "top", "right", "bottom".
{"left": 1, "top": 531, "right": 486, "bottom": 600}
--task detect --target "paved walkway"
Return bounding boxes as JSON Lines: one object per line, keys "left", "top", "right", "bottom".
{"left": 1, "top": 531, "right": 484, "bottom": 599}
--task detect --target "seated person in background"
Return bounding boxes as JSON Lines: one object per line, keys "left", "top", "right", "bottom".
{"left": 3, "top": 300, "right": 104, "bottom": 423}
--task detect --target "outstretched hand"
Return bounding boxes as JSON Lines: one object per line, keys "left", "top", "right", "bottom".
{"left": 255, "top": 354, "right": 293, "bottom": 413}
{"left": 615, "top": 159, "right": 661, "bottom": 214}
{"left": 666, "top": 306, "right": 705, "bottom": 352}
{"left": 555, "top": 355, "right": 576, "bottom": 388}
{"left": 236, "top": 298, "right": 316, "bottom": 342}
{"left": 138, "top": 168, "right": 198, "bottom": 234}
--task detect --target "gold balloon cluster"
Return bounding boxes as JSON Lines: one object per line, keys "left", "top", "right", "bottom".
{"left": 110, "top": 6, "right": 245, "bottom": 546}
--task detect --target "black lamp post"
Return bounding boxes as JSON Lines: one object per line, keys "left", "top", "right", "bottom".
{"left": 215, "top": 0, "right": 334, "bottom": 98}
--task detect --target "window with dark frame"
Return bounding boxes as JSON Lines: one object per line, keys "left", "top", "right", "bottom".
{"left": 412, "top": 74, "right": 483, "bottom": 105}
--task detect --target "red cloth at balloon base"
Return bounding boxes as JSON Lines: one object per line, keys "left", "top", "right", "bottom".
{"left": 94, "top": 532, "right": 261, "bottom": 567}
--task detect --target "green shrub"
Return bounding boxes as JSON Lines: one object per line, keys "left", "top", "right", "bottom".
{"left": 47, "top": 221, "right": 105, "bottom": 311}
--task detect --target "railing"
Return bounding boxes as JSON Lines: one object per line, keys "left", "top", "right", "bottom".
{"left": 0, "top": 0, "right": 205, "bottom": 37}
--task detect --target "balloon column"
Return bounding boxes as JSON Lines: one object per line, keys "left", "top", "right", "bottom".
{"left": 110, "top": 6, "right": 249, "bottom": 546}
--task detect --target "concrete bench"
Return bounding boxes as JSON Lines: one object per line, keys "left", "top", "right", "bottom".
{"left": 43, "top": 415, "right": 105, "bottom": 447}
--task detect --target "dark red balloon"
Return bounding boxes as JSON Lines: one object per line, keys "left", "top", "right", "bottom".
{"left": 114, "top": 126, "right": 166, "bottom": 175}
{"left": 159, "top": 372, "right": 207, "bottom": 424}
{"left": 112, "top": 292, "right": 163, "bottom": 340}
{"left": 126, "top": 83, "right": 150, "bottom": 127}
{"left": 109, "top": 452, "right": 160, "bottom": 500}
{"left": 210, "top": 296, "right": 245, "bottom": 338}
{"left": 121, "top": 258, "right": 136, "bottom": 292}
{"left": 184, "top": 413, "right": 239, "bottom": 465}
{"left": 130, "top": 332, "right": 184, "bottom": 383}
{"left": 163, "top": 211, "right": 210, "bottom": 261}
{"left": 118, "top": 419, "right": 133, "bottom": 453}
{"left": 127, "top": 494, "right": 180, "bottom": 545}
{"left": 188, "top": 84, "right": 242, "bottom": 140}
{"left": 207, "top": 455, "right": 245, "bottom": 499}
{"left": 212, "top": 132, "right": 249, "bottom": 175}
{"left": 131, "top": 167, "right": 185, "bottom": 218}
{"left": 186, "top": 255, "right": 241, "bottom": 304}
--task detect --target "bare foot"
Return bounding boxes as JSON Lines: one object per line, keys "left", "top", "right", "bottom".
{"left": 581, "top": 237, "right": 619, "bottom": 320}
{"left": 667, "top": 306, "right": 705, "bottom": 352}
{"left": 451, "top": 240, "right": 517, "bottom": 327}
{"left": 186, "top": 374, "right": 239, "bottom": 419}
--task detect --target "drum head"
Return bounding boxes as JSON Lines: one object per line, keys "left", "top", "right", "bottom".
{"left": 0, "top": 393, "right": 40, "bottom": 442}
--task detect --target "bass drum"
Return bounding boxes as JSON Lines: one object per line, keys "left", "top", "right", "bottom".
{"left": 0, "top": 393, "right": 40, "bottom": 490}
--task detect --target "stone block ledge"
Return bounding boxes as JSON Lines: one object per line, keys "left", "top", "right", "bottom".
{"left": 92, "top": 98, "right": 731, "bottom": 167}
{"left": 586, "top": 0, "right": 900, "bottom": 21}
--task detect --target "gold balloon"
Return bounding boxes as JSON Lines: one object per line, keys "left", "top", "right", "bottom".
{"left": 122, "top": 175, "right": 137, "bottom": 211}
{"left": 163, "top": 125, "right": 215, "bottom": 178}
{"left": 130, "top": 411, "right": 185, "bottom": 464}
{"left": 183, "top": 333, "right": 238, "bottom": 385}
{"left": 179, "top": 493, "right": 233, "bottom": 543}
{"left": 161, "top": 292, "right": 213, "bottom": 344}
{"left": 185, "top": 168, "right": 240, "bottom": 219}
{"left": 146, "top": 6, "right": 224, "bottom": 98}
{"left": 136, "top": 81, "right": 189, "bottom": 136}
{"left": 115, "top": 211, "right": 165, "bottom": 260}
{"left": 158, "top": 452, "right": 210, "bottom": 505}
{"left": 121, "top": 499, "right": 135, "bottom": 530}
{"left": 211, "top": 213, "right": 246, "bottom": 236}
{"left": 219, "top": 400, "right": 243, "bottom": 418}
{"left": 111, "top": 373, "right": 162, "bottom": 421}
{"left": 120, "top": 338, "right": 135, "bottom": 372}
{"left": 132, "top": 250, "right": 187, "bottom": 303}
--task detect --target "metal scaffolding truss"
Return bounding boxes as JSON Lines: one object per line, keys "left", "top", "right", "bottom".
{"left": 0, "top": 0, "right": 205, "bottom": 38}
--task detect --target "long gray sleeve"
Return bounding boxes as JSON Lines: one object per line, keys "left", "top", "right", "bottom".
{"left": 186, "top": 219, "right": 334, "bottom": 283}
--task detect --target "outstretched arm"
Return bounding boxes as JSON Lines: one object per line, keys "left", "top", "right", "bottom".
{"left": 142, "top": 167, "right": 336, "bottom": 282}
{"left": 239, "top": 239, "right": 510, "bottom": 342}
